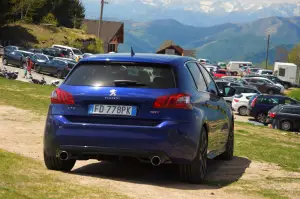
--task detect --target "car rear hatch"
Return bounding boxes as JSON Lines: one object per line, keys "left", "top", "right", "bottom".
{"left": 51, "top": 62, "right": 192, "bottom": 126}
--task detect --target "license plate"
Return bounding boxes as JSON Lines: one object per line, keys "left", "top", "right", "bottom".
{"left": 88, "top": 104, "right": 137, "bottom": 116}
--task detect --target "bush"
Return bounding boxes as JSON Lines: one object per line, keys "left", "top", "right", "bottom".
{"left": 85, "top": 39, "right": 104, "bottom": 54}
{"left": 41, "top": 13, "right": 58, "bottom": 26}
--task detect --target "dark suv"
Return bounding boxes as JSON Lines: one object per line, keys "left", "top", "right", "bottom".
{"left": 267, "top": 105, "right": 300, "bottom": 131}
{"left": 43, "top": 54, "right": 235, "bottom": 183}
{"left": 244, "top": 75, "right": 292, "bottom": 89}
{"left": 243, "top": 77, "right": 281, "bottom": 94}
{"left": 248, "top": 95, "right": 299, "bottom": 123}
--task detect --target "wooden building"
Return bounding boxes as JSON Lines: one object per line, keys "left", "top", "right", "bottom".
{"left": 82, "top": 19, "right": 124, "bottom": 53}
{"left": 156, "top": 40, "right": 196, "bottom": 57}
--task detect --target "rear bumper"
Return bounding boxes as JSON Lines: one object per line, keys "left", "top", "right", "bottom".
{"left": 44, "top": 115, "right": 199, "bottom": 164}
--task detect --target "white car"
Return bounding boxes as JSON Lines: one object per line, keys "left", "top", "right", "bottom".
{"left": 256, "top": 69, "right": 273, "bottom": 75}
{"left": 252, "top": 77, "right": 285, "bottom": 94}
{"left": 232, "top": 93, "right": 256, "bottom": 116}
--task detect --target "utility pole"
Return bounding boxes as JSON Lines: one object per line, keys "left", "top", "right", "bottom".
{"left": 265, "top": 34, "right": 270, "bottom": 69}
{"left": 98, "top": 0, "right": 108, "bottom": 38}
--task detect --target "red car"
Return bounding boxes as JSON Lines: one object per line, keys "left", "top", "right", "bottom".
{"left": 213, "top": 69, "right": 230, "bottom": 78}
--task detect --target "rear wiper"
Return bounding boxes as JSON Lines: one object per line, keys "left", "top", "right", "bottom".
{"left": 113, "top": 80, "right": 147, "bottom": 87}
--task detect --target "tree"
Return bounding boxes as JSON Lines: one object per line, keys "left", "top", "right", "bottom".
{"left": 288, "top": 44, "right": 300, "bottom": 66}
{"left": 0, "top": 0, "right": 14, "bottom": 26}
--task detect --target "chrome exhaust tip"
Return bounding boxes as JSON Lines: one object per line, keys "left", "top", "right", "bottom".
{"left": 150, "top": 156, "right": 161, "bottom": 166}
{"left": 58, "top": 151, "right": 69, "bottom": 160}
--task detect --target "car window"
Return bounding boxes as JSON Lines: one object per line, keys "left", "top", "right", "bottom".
{"left": 234, "top": 87, "right": 244, "bottom": 94}
{"left": 246, "top": 95, "right": 254, "bottom": 100}
{"left": 244, "top": 88, "right": 256, "bottom": 93}
{"left": 280, "top": 108, "right": 294, "bottom": 114}
{"left": 65, "top": 63, "right": 176, "bottom": 89}
{"left": 186, "top": 62, "right": 207, "bottom": 91}
{"left": 293, "top": 108, "right": 300, "bottom": 115}
{"left": 198, "top": 64, "right": 218, "bottom": 94}
{"left": 258, "top": 97, "right": 279, "bottom": 105}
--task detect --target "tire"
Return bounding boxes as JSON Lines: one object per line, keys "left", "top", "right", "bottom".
{"left": 267, "top": 89, "right": 275, "bottom": 95}
{"left": 238, "top": 106, "right": 248, "bottom": 116}
{"left": 179, "top": 127, "right": 208, "bottom": 184}
{"left": 280, "top": 121, "right": 292, "bottom": 131}
{"left": 256, "top": 112, "right": 266, "bottom": 124}
{"left": 57, "top": 70, "right": 63, "bottom": 79}
{"left": 2, "top": 58, "right": 8, "bottom": 65}
{"left": 43, "top": 151, "right": 76, "bottom": 172}
{"left": 219, "top": 122, "right": 234, "bottom": 160}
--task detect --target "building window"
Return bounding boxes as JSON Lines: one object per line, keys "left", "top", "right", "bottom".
{"left": 108, "top": 44, "right": 116, "bottom": 52}
{"left": 279, "top": 68, "right": 285, "bottom": 77}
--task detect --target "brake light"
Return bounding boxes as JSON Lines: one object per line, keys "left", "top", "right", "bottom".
{"left": 51, "top": 88, "right": 74, "bottom": 104}
{"left": 153, "top": 93, "right": 192, "bottom": 109}
{"left": 234, "top": 99, "right": 239, "bottom": 102}
{"left": 251, "top": 97, "right": 258, "bottom": 108}
{"left": 269, "top": 112, "right": 276, "bottom": 118}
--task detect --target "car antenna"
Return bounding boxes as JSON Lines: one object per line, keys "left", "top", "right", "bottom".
{"left": 131, "top": 47, "right": 135, "bottom": 57}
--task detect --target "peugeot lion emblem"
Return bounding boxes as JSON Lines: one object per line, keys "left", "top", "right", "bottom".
{"left": 110, "top": 89, "right": 117, "bottom": 96}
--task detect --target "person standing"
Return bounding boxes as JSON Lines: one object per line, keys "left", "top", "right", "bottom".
{"left": 23, "top": 57, "right": 33, "bottom": 78}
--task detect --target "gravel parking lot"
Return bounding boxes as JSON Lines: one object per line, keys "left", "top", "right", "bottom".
{"left": 0, "top": 59, "right": 62, "bottom": 85}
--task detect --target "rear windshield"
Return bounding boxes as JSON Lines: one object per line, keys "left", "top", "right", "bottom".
{"left": 65, "top": 63, "right": 176, "bottom": 89}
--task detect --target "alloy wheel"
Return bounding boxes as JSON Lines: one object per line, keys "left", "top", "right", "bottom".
{"left": 281, "top": 121, "right": 291, "bottom": 131}
{"left": 257, "top": 113, "right": 266, "bottom": 123}
{"left": 239, "top": 107, "right": 248, "bottom": 116}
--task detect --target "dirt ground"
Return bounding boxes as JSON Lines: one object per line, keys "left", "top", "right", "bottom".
{"left": 0, "top": 105, "right": 299, "bottom": 199}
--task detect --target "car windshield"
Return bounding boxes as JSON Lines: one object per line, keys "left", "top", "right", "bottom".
{"left": 65, "top": 63, "right": 176, "bottom": 89}
{"left": 36, "top": 54, "right": 48, "bottom": 60}
{"left": 72, "top": 49, "right": 82, "bottom": 55}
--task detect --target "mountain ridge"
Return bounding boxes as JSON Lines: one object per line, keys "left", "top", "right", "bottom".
{"left": 118, "top": 16, "right": 300, "bottom": 63}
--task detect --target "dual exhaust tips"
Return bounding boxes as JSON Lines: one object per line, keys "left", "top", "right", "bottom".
{"left": 58, "top": 151, "right": 164, "bottom": 166}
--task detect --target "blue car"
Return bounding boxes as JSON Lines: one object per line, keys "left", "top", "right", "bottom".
{"left": 43, "top": 53, "right": 235, "bottom": 183}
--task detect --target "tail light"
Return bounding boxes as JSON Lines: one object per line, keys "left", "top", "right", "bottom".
{"left": 234, "top": 99, "right": 239, "bottom": 103}
{"left": 269, "top": 112, "right": 276, "bottom": 118}
{"left": 153, "top": 93, "right": 192, "bottom": 109}
{"left": 251, "top": 96, "right": 258, "bottom": 108}
{"left": 51, "top": 88, "right": 74, "bottom": 104}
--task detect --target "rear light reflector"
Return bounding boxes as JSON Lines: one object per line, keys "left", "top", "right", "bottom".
{"left": 234, "top": 99, "right": 239, "bottom": 103}
{"left": 153, "top": 93, "right": 192, "bottom": 109}
{"left": 251, "top": 96, "right": 258, "bottom": 108}
{"left": 51, "top": 88, "right": 74, "bottom": 104}
{"left": 269, "top": 112, "right": 276, "bottom": 118}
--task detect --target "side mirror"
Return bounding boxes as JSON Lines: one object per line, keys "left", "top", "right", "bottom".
{"left": 222, "top": 86, "right": 236, "bottom": 97}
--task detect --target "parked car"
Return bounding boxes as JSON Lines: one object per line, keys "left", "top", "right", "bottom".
{"left": 198, "top": 58, "right": 211, "bottom": 65}
{"left": 250, "top": 77, "right": 285, "bottom": 94}
{"left": 221, "top": 76, "right": 240, "bottom": 82}
{"left": 0, "top": 45, "right": 4, "bottom": 57}
{"left": 35, "top": 58, "right": 70, "bottom": 78}
{"left": 30, "top": 53, "right": 51, "bottom": 69}
{"left": 213, "top": 69, "right": 230, "bottom": 78}
{"left": 43, "top": 54, "right": 236, "bottom": 184}
{"left": 256, "top": 69, "right": 273, "bottom": 75}
{"left": 244, "top": 75, "right": 292, "bottom": 89}
{"left": 52, "top": 44, "right": 83, "bottom": 60}
{"left": 243, "top": 77, "right": 281, "bottom": 95}
{"left": 217, "top": 62, "right": 227, "bottom": 69}
{"left": 232, "top": 93, "right": 256, "bottom": 116}
{"left": 28, "top": 48, "right": 43, "bottom": 54}
{"left": 2, "top": 50, "right": 34, "bottom": 68}
{"left": 227, "top": 61, "right": 253, "bottom": 76}
{"left": 266, "top": 104, "right": 300, "bottom": 131}
{"left": 83, "top": 53, "right": 93, "bottom": 58}
{"left": 4, "top": 45, "right": 20, "bottom": 54}
{"left": 42, "top": 48, "right": 69, "bottom": 58}
{"left": 243, "top": 67, "right": 260, "bottom": 76}
{"left": 215, "top": 80, "right": 260, "bottom": 105}
{"left": 248, "top": 94, "right": 300, "bottom": 123}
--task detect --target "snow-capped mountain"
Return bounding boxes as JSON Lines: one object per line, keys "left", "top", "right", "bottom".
{"left": 83, "top": 0, "right": 300, "bottom": 26}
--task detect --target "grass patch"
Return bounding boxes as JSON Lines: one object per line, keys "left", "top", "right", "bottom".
{"left": 286, "top": 88, "right": 300, "bottom": 101}
{"left": 0, "top": 149, "right": 128, "bottom": 199}
{"left": 0, "top": 78, "right": 53, "bottom": 114}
